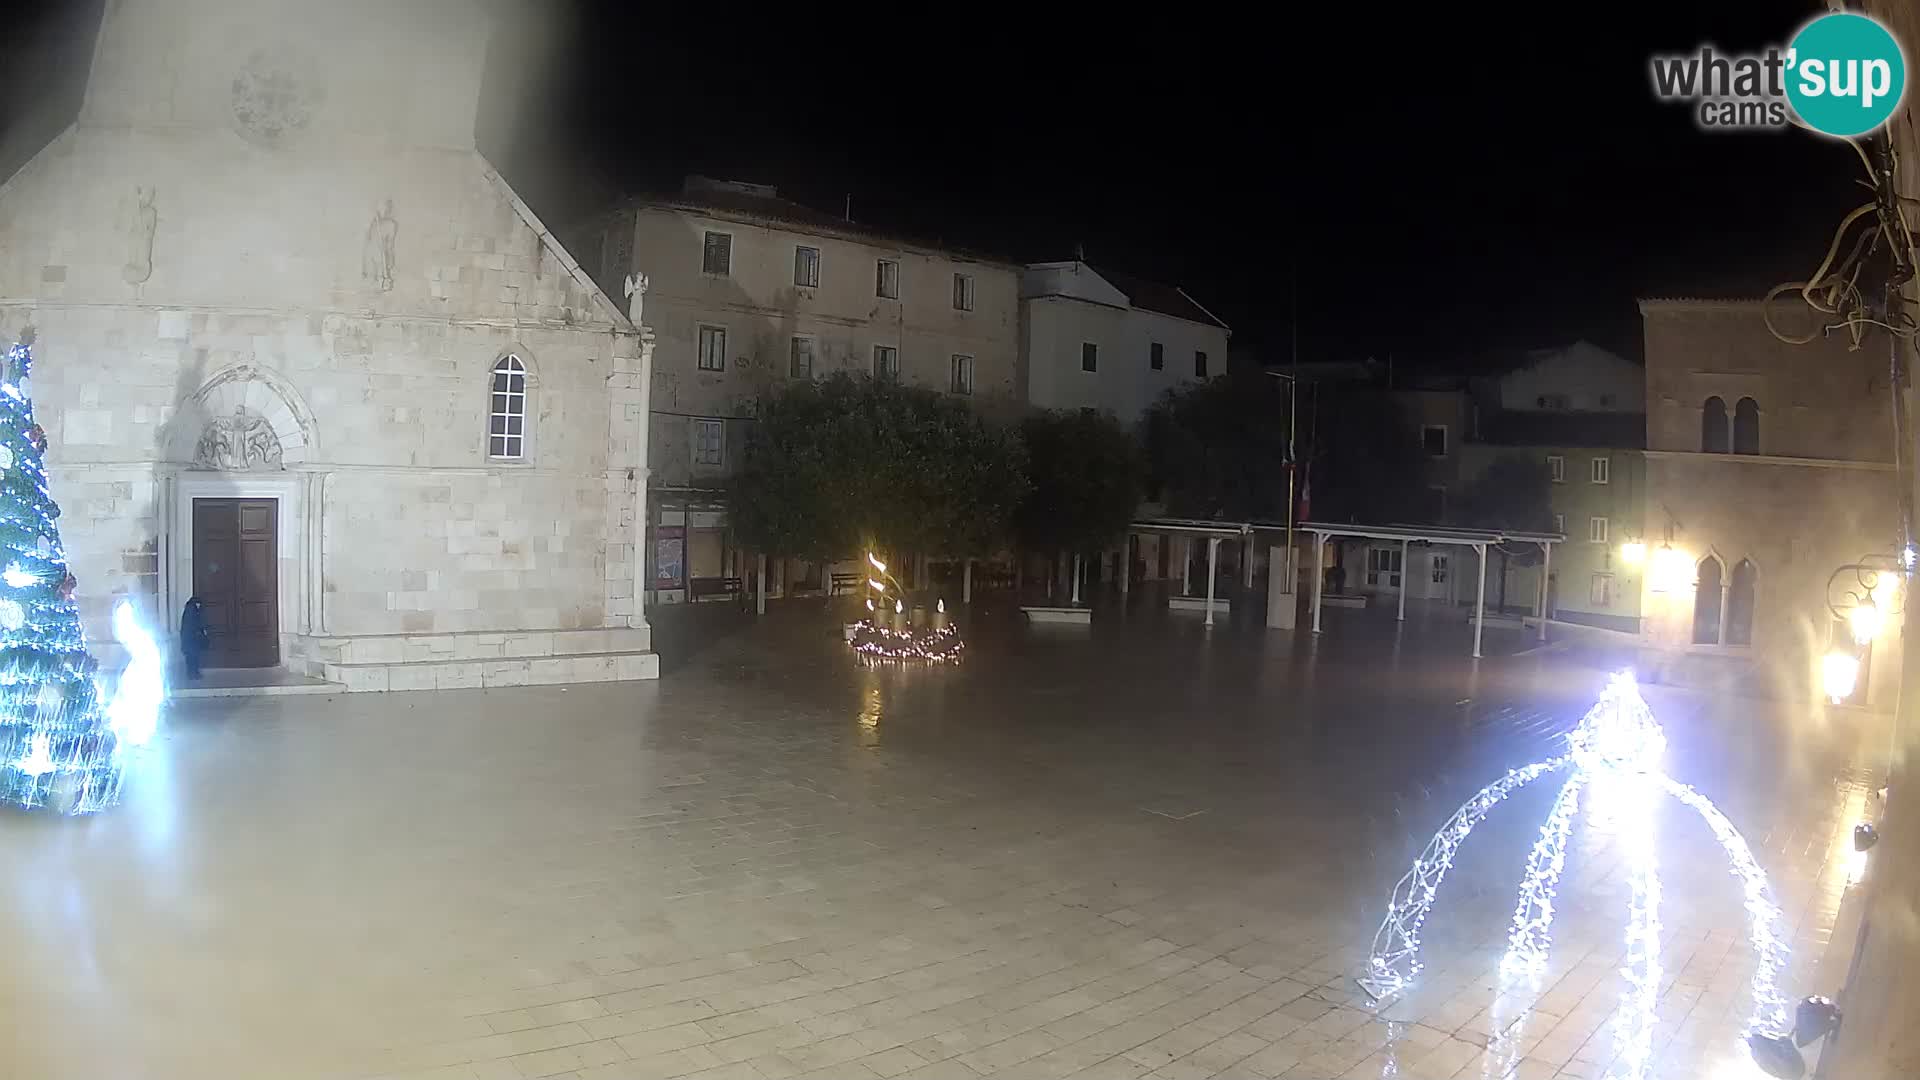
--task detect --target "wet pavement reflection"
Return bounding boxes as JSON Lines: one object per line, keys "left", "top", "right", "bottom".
{"left": 0, "top": 593, "right": 1887, "bottom": 1079}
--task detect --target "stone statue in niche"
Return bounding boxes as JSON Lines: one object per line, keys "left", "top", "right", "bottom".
{"left": 123, "top": 186, "right": 156, "bottom": 286}
{"left": 194, "top": 408, "right": 283, "bottom": 471}
{"left": 363, "top": 199, "right": 397, "bottom": 293}
{"left": 623, "top": 272, "right": 649, "bottom": 326}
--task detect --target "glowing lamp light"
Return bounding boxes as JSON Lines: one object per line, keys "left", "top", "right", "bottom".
{"left": 1823, "top": 651, "right": 1860, "bottom": 704}
{"left": 1, "top": 563, "right": 38, "bottom": 588}
{"left": 1649, "top": 545, "right": 1694, "bottom": 593}
{"left": 867, "top": 578, "right": 887, "bottom": 593}
{"left": 1847, "top": 599, "right": 1883, "bottom": 646}
{"left": 893, "top": 599, "right": 903, "bottom": 614}
{"left": 12, "top": 731, "right": 52, "bottom": 777}
{"left": 866, "top": 553, "right": 886, "bottom": 574}
{"left": 1870, "top": 574, "right": 1900, "bottom": 612}
{"left": 1620, "top": 541, "right": 1647, "bottom": 565}
{"left": 1906, "top": 544, "right": 1917, "bottom": 571}
{"left": 104, "top": 600, "right": 164, "bottom": 748}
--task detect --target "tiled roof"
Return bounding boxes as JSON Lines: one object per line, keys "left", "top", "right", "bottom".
{"left": 1087, "top": 264, "right": 1230, "bottom": 330}
{"left": 623, "top": 187, "right": 1022, "bottom": 268}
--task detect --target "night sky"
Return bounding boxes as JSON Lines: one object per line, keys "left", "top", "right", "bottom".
{"left": 1, "top": 1, "right": 1873, "bottom": 366}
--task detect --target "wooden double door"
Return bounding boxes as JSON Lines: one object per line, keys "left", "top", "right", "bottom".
{"left": 192, "top": 498, "right": 279, "bottom": 668}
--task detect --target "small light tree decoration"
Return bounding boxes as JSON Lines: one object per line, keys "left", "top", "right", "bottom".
{"left": 845, "top": 552, "right": 963, "bottom": 663}
{"left": 0, "top": 337, "right": 165, "bottom": 814}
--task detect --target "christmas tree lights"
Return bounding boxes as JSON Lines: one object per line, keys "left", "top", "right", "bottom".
{"left": 0, "top": 341, "right": 164, "bottom": 814}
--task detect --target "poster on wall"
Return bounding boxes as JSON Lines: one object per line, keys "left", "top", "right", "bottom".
{"left": 654, "top": 526, "right": 685, "bottom": 589}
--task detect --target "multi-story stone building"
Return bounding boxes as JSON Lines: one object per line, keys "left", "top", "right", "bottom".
{"left": 574, "top": 179, "right": 1022, "bottom": 603}
{"left": 1020, "top": 260, "right": 1229, "bottom": 424}
{"left": 0, "top": 0, "right": 657, "bottom": 689}
{"left": 1637, "top": 297, "right": 1900, "bottom": 706}
{"left": 1349, "top": 344, "right": 1646, "bottom": 630}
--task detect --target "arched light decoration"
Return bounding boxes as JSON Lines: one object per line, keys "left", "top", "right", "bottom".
{"left": 1359, "top": 672, "right": 1794, "bottom": 1080}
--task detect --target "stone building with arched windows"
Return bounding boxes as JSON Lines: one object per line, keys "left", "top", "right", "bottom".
{"left": 1638, "top": 297, "right": 1899, "bottom": 707}
{"left": 0, "top": 0, "right": 658, "bottom": 689}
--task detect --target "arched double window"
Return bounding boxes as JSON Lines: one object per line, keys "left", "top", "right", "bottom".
{"left": 1725, "top": 559, "right": 1757, "bottom": 645}
{"left": 1733, "top": 397, "right": 1760, "bottom": 455}
{"left": 1701, "top": 397, "right": 1728, "bottom": 453}
{"left": 489, "top": 354, "right": 528, "bottom": 460}
{"left": 1691, "top": 554, "right": 1757, "bottom": 646}
{"left": 1692, "top": 555, "right": 1724, "bottom": 644}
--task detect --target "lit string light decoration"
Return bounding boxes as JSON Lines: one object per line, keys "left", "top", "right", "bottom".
{"left": 845, "top": 553, "right": 965, "bottom": 663}
{"left": 0, "top": 341, "right": 165, "bottom": 815}
{"left": 1359, "top": 672, "right": 1792, "bottom": 1080}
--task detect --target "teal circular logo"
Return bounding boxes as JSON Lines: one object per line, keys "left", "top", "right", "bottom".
{"left": 1787, "top": 13, "right": 1907, "bottom": 137}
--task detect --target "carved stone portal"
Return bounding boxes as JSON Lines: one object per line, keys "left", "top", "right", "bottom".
{"left": 195, "top": 408, "right": 284, "bottom": 471}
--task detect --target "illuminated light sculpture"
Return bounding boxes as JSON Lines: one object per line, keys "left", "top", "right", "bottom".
{"left": 846, "top": 550, "right": 964, "bottom": 663}
{"left": 1359, "top": 672, "right": 1792, "bottom": 1080}
{"left": 0, "top": 341, "right": 165, "bottom": 815}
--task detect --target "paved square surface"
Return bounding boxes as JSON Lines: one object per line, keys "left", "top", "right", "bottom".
{"left": 0, "top": 600, "right": 1885, "bottom": 1079}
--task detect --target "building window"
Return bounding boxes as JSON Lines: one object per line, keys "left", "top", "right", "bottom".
{"left": 1431, "top": 553, "right": 1449, "bottom": 583}
{"left": 950, "top": 354, "right": 974, "bottom": 395}
{"left": 1588, "top": 516, "right": 1609, "bottom": 544}
{"left": 697, "top": 325, "right": 727, "bottom": 372}
{"left": 873, "top": 344, "right": 899, "bottom": 381}
{"left": 1367, "top": 547, "right": 1403, "bottom": 588}
{"left": 1727, "top": 558, "right": 1757, "bottom": 645}
{"left": 1553, "top": 513, "right": 1565, "bottom": 534}
{"left": 488, "top": 354, "right": 527, "bottom": 460}
{"left": 952, "top": 273, "right": 975, "bottom": 311}
{"left": 1590, "top": 573, "right": 1614, "bottom": 607}
{"left": 1693, "top": 555, "right": 1724, "bottom": 644}
{"left": 1195, "top": 350, "right": 1209, "bottom": 378}
{"left": 1150, "top": 342, "right": 1164, "bottom": 370}
{"left": 1733, "top": 397, "right": 1760, "bottom": 455}
{"left": 693, "top": 418, "right": 724, "bottom": 467}
{"left": 1547, "top": 455, "right": 1566, "bottom": 483}
{"left": 702, "top": 231, "right": 732, "bottom": 276}
{"left": 1082, "top": 342, "right": 1099, "bottom": 372}
{"left": 1422, "top": 425, "right": 1448, "bottom": 458}
{"left": 875, "top": 259, "right": 900, "bottom": 299}
{"left": 794, "top": 245, "right": 821, "bottom": 288}
{"left": 789, "top": 336, "right": 815, "bottom": 379}
{"left": 1702, "top": 396, "right": 1729, "bottom": 453}
{"left": 1590, "top": 456, "right": 1610, "bottom": 484}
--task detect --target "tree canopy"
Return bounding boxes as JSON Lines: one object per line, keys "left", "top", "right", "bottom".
{"left": 1141, "top": 369, "right": 1291, "bottom": 519}
{"left": 1305, "top": 386, "right": 1432, "bottom": 525}
{"left": 728, "top": 373, "right": 1028, "bottom": 560}
{"left": 1144, "top": 373, "right": 1428, "bottom": 525}
{"left": 1013, "top": 409, "right": 1145, "bottom": 553}
{"left": 1451, "top": 453, "right": 1555, "bottom": 533}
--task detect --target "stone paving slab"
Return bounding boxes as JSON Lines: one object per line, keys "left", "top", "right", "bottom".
{"left": 0, "top": 604, "right": 1883, "bottom": 1079}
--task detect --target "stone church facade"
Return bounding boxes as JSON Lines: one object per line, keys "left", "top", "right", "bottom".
{"left": 0, "top": 0, "right": 657, "bottom": 689}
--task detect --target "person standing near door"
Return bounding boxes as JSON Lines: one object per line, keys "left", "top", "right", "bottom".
{"left": 179, "top": 596, "right": 209, "bottom": 680}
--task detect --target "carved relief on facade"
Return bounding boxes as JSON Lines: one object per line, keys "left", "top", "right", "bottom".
{"left": 230, "top": 45, "right": 324, "bottom": 149}
{"left": 194, "top": 408, "right": 284, "bottom": 472}
{"left": 123, "top": 186, "right": 156, "bottom": 286}
{"left": 363, "top": 199, "right": 397, "bottom": 293}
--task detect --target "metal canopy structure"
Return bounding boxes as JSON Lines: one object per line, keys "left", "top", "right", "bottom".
{"left": 1128, "top": 519, "right": 1258, "bottom": 626}
{"left": 1299, "top": 521, "right": 1565, "bottom": 657}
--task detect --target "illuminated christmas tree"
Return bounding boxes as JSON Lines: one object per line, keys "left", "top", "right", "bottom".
{"left": 0, "top": 336, "right": 159, "bottom": 814}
